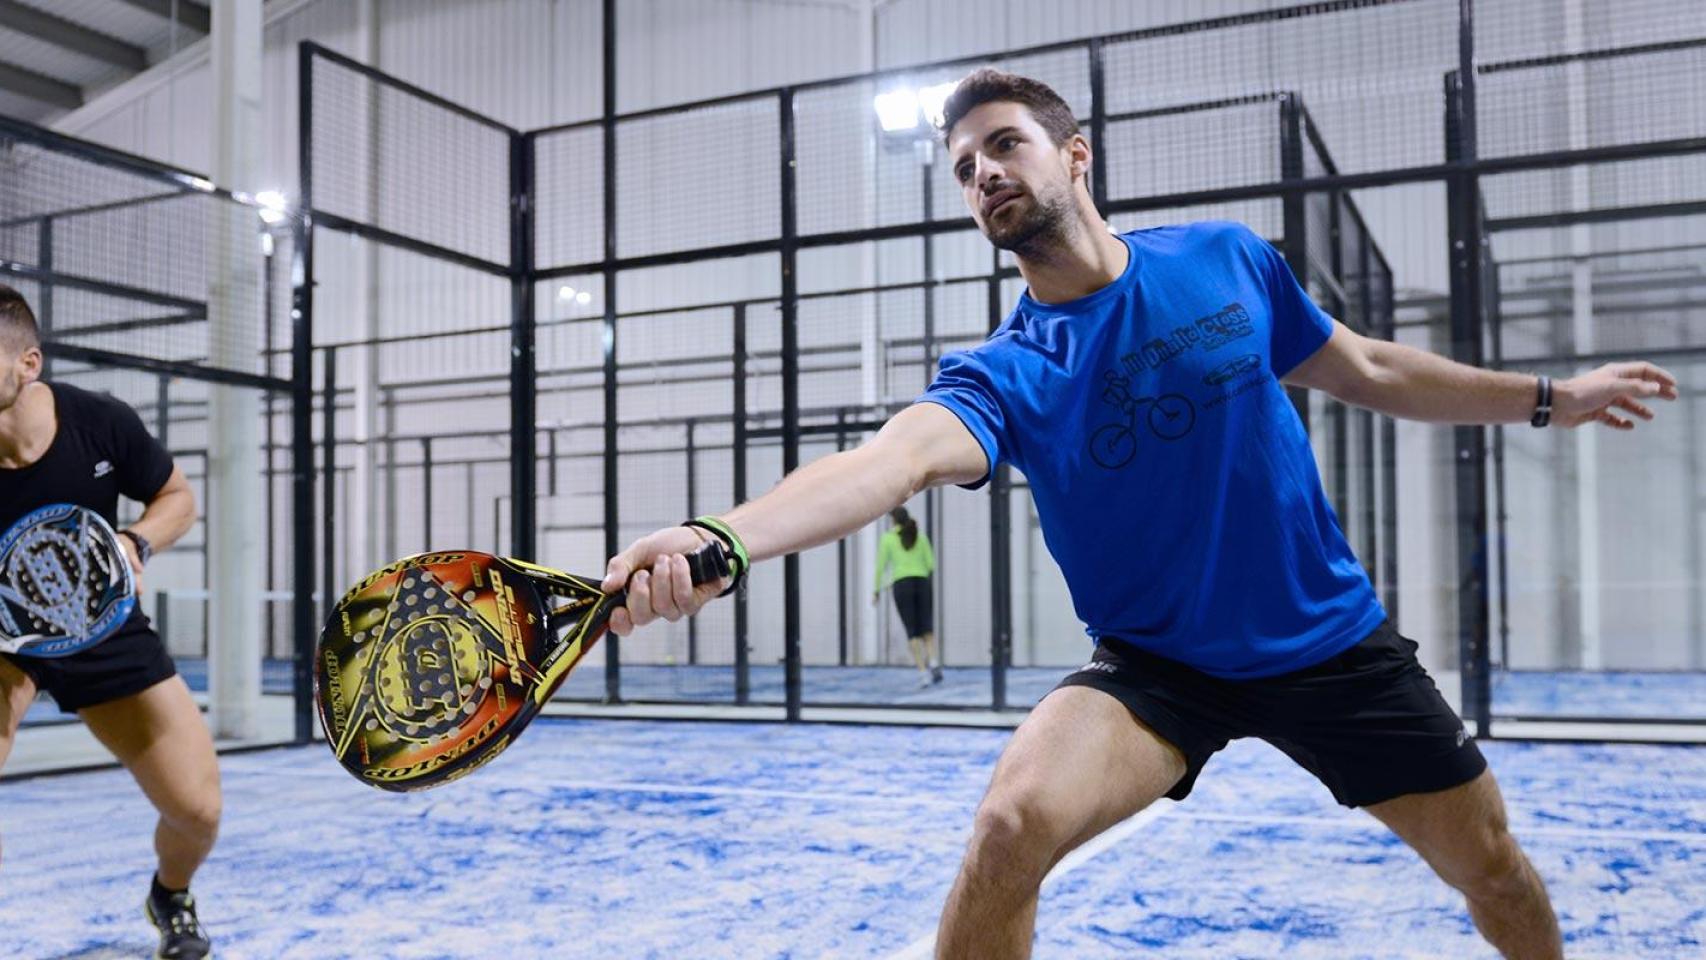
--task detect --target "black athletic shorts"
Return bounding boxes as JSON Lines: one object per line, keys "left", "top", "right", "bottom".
{"left": 891, "top": 576, "right": 934, "bottom": 638}
{"left": 1055, "top": 620, "right": 1486, "bottom": 808}
{"left": 1, "top": 618, "right": 177, "bottom": 713}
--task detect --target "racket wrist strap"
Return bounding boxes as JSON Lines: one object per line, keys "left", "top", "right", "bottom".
{"left": 119, "top": 529, "right": 153, "bottom": 565}
{"left": 684, "top": 516, "right": 749, "bottom": 597}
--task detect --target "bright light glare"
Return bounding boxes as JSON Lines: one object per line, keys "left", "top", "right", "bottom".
{"left": 574, "top": 291, "right": 592, "bottom": 305}
{"left": 558, "top": 285, "right": 577, "bottom": 301}
{"left": 917, "top": 82, "right": 957, "bottom": 128}
{"left": 255, "top": 189, "right": 289, "bottom": 224}
{"left": 873, "top": 89, "right": 920, "bottom": 132}
{"left": 187, "top": 176, "right": 215, "bottom": 192}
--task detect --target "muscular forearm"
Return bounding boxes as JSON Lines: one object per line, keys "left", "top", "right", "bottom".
{"left": 720, "top": 444, "right": 919, "bottom": 563}
{"left": 129, "top": 487, "right": 196, "bottom": 553}
{"left": 1350, "top": 339, "right": 1539, "bottom": 424}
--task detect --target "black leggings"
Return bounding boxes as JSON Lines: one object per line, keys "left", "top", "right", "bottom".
{"left": 891, "top": 576, "right": 934, "bottom": 638}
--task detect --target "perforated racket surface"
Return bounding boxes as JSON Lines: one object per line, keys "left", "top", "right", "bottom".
{"left": 0, "top": 503, "right": 137, "bottom": 658}
{"left": 315, "top": 545, "right": 728, "bottom": 791}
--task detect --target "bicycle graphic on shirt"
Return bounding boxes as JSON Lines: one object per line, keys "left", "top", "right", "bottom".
{"left": 1089, "top": 369, "right": 1196, "bottom": 469}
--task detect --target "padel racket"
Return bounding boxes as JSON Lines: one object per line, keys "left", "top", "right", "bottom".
{"left": 314, "top": 544, "right": 730, "bottom": 791}
{"left": 0, "top": 503, "right": 137, "bottom": 658}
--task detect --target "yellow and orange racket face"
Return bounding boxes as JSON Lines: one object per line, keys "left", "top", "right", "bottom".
{"left": 314, "top": 551, "right": 559, "bottom": 791}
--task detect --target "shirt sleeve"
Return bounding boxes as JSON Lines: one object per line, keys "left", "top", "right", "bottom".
{"left": 915, "top": 346, "right": 1010, "bottom": 491}
{"left": 110, "top": 398, "right": 175, "bottom": 503}
{"left": 921, "top": 533, "right": 936, "bottom": 576}
{"left": 1244, "top": 228, "right": 1335, "bottom": 378}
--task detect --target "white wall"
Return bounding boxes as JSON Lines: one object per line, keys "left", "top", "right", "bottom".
{"left": 38, "top": 0, "right": 1706, "bottom": 679}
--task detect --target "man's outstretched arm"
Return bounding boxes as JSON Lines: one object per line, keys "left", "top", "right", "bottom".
{"left": 1285, "top": 321, "right": 1678, "bottom": 428}
{"left": 601, "top": 402, "right": 988, "bottom": 635}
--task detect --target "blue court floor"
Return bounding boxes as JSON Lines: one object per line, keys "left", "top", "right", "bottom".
{"left": 2, "top": 719, "right": 1702, "bottom": 958}
{"left": 19, "top": 659, "right": 1706, "bottom": 726}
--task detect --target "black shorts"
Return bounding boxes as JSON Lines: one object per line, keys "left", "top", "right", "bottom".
{"left": 891, "top": 577, "right": 934, "bottom": 637}
{"left": 1, "top": 620, "right": 177, "bottom": 713}
{"left": 1055, "top": 620, "right": 1486, "bottom": 808}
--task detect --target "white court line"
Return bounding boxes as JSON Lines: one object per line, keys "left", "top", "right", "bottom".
{"left": 510, "top": 777, "right": 976, "bottom": 811}
{"left": 881, "top": 804, "right": 1174, "bottom": 960}
{"left": 1180, "top": 810, "right": 1706, "bottom": 845}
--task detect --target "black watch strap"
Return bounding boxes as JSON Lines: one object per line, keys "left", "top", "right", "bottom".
{"left": 1529, "top": 375, "right": 1553, "bottom": 428}
{"left": 120, "top": 529, "right": 153, "bottom": 564}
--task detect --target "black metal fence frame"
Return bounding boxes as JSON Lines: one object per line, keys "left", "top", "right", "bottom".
{"left": 0, "top": 114, "right": 312, "bottom": 740}
{"left": 296, "top": 0, "right": 1706, "bottom": 737}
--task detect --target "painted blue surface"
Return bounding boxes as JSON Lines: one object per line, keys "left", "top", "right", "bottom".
{"left": 2, "top": 720, "right": 1702, "bottom": 958}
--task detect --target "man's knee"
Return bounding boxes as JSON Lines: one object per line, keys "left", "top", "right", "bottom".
{"left": 1445, "top": 827, "right": 1532, "bottom": 902}
{"left": 965, "top": 789, "right": 1075, "bottom": 884}
{"left": 160, "top": 783, "right": 222, "bottom": 839}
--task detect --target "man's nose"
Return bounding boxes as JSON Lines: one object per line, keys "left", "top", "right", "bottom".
{"left": 974, "top": 154, "right": 1003, "bottom": 189}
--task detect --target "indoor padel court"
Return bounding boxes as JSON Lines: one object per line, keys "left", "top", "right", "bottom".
{"left": 2, "top": 1, "right": 1705, "bottom": 958}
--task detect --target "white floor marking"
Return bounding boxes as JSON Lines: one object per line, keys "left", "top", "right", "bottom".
{"left": 881, "top": 804, "right": 1174, "bottom": 960}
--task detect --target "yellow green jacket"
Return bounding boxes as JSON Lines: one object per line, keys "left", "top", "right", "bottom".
{"left": 875, "top": 527, "right": 935, "bottom": 591}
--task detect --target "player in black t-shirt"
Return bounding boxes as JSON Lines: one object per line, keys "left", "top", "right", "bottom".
{"left": 0, "top": 286, "right": 215, "bottom": 960}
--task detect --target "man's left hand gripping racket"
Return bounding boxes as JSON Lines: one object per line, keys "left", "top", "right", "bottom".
{"left": 314, "top": 544, "right": 730, "bottom": 792}
{"left": 0, "top": 503, "right": 138, "bottom": 658}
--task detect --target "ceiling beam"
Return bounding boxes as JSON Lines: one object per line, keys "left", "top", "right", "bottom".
{"left": 0, "top": 0, "right": 147, "bottom": 72}
{"left": 0, "top": 60, "right": 80, "bottom": 109}
{"left": 112, "top": 0, "right": 212, "bottom": 35}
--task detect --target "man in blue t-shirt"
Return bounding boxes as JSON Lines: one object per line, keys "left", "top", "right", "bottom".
{"left": 602, "top": 70, "right": 1675, "bottom": 959}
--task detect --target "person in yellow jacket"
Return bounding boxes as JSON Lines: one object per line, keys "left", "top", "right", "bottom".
{"left": 872, "top": 506, "right": 941, "bottom": 687}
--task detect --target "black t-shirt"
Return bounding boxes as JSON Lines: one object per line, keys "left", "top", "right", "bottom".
{"left": 0, "top": 381, "right": 175, "bottom": 528}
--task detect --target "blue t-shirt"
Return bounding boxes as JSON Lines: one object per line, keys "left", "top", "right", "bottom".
{"left": 920, "top": 221, "right": 1385, "bottom": 679}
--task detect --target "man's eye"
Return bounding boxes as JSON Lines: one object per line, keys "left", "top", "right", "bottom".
{"left": 997, "top": 137, "right": 1019, "bottom": 151}
{"left": 956, "top": 166, "right": 972, "bottom": 183}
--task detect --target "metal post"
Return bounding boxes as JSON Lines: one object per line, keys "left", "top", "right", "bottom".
{"left": 37, "top": 217, "right": 52, "bottom": 379}
{"left": 1088, "top": 38, "right": 1108, "bottom": 213}
{"left": 835, "top": 409, "right": 848, "bottom": 667}
{"left": 733, "top": 303, "right": 750, "bottom": 704}
{"left": 1278, "top": 93, "right": 1312, "bottom": 432}
{"left": 601, "top": 0, "right": 622, "bottom": 706}
{"left": 509, "top": 130, "right": 537, "bottom": 562}
{"left": 1446, "top": 26, "right": 1492, "bottom": 738}
{"left": 547, "top": 427, "right": 558, "bottom": 496}
{"left": 320, "top": 345, "right": 337, "bottom": 641}
{"left": 685, "top": 417, "right": 698, "bottom": 666}
{"left": 421, "top": 436, "right": 433, "bottom": 546}
{"left": 290, "top": 42, "right": 318, "bottom": 743}
{"left": 780, "top": 88, "right": 802, "bottom": 722}
{"left": 987, "top": 248, "right": 1010, "bottom": 710}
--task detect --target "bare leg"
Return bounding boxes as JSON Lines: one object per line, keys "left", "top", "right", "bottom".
{"left": 936, "top": 686, "right": 1186, "bottom": 959}
{"left": 80, "top": 677, "right": 221, "bottom": 889}
{"left": 907, "top": 637, "right": 931, "bottom": 681}
{"left": 1366, "top": 770, "right": 1562, "bottom": 959}
{"left": 922, "top": 632, "right": 941, "bottom": 682}
{"left": 0, "top": 657, "right": 39, "bottom": 869}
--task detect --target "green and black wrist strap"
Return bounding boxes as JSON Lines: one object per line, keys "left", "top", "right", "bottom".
{"left": 683, "top": 516, "right": 749, "bottom": 597}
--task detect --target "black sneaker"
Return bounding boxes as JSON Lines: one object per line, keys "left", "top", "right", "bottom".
{"left": 931, "top": 666, "right": 944, "bottom": 685}
{"left": 145, "top": 888, "right": 212, "bottom": 960}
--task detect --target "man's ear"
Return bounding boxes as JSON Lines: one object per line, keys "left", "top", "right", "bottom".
{"left": 1067, "top": 134, "right": 1093, "bottom": 181}
{"left": 19, "top": 346, "right": 42, "bottom": 384}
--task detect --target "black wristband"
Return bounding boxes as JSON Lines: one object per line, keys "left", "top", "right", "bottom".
{"left": 120, "top": 529, "right": 153, "bottom": 565}
{"left": 1529, "top": 374, "right": 1552, "bottom": 428}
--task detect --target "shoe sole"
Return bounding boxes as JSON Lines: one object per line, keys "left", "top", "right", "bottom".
{"left": 143, "top": 900, "right": 213, "bottom": 960}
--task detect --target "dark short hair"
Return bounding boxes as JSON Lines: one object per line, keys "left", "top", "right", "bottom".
{"left": 0, "top": 284, "right": 40, "bottom": 356}
{"left": 939, "top": 68, "right": 1080, "bottom": 147}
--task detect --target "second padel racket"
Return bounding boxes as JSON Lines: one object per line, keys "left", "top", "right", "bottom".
{"left": 0, "top": 503, "right": 137, "bottom": 658}
{"left": 314, "top": 544, "right": 729, "bottom": 791}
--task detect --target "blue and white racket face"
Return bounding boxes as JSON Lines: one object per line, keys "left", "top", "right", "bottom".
{"left": 0, "top": 504, "right": 136, "bottom": 658}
